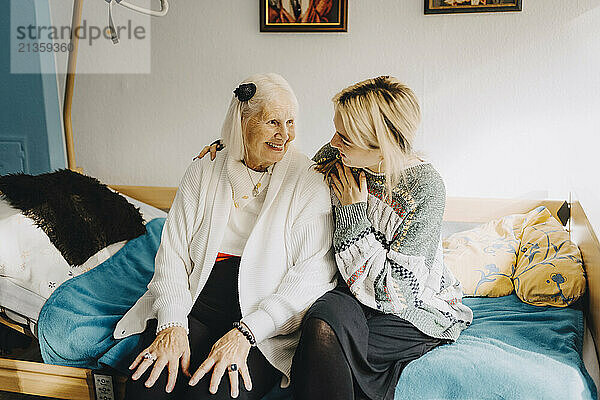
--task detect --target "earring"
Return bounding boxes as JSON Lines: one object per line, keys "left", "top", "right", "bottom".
{"left": 378, "top": 159, "right": 384, "bottom": 173}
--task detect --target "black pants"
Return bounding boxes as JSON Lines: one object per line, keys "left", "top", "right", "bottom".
{"left": 291, "top": 283, "right": 445, "bottom": 400}
{"left": 125, "top": 257, "right": 281, "bottom": 400}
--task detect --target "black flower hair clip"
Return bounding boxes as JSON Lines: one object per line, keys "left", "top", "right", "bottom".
{"left": 234, "top": 83, "right": 256, "bottom": 102}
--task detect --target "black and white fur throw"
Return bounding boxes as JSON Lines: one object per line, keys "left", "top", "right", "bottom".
{"left": 0, "top": 169, "right": 145, "bottom": 266}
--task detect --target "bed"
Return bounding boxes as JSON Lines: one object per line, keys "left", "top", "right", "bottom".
{"left": 1, "top": 2, "right": 597, "bottom": 396}
{"left": 0, "top": 193, "right": 168, "bottom": 399}
{"left": 1, "top": 191, "right": 599, "bottom": 399}
{"left": 0, "top": 193, "right": 168, "bottom": 339}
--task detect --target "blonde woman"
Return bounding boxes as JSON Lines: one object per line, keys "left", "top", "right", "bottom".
{"left": 196, "top": 76, "right": 473, "bottom": 400}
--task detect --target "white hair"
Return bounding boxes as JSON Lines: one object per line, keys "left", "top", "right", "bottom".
{"left": 220, "top": 73, "right": 299, "bottom": 161}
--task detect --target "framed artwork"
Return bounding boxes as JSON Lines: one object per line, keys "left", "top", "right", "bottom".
{"left": 425, "top": 0, "right": 522, "bottom": 14}
{"left": 260, "top": 0, "right": 348, "bottom": 32}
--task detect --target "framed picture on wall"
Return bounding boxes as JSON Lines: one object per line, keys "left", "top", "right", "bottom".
{"left": 424, "top": 0, "right": 522, "bottom": 14}
{"left": 260, "top": 0, "right": 348, "bottom": 32}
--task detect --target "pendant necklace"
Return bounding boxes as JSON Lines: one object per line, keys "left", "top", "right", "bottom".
{"left": 244, "top": 162, "right": 268, "bottom": 197}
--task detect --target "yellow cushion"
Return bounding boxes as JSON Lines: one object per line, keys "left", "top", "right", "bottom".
{"left": 513, "top": 207, "right": 585, "bottom": 307}
{"left": 443, "top": 214, "right": 523, "bottom": 297}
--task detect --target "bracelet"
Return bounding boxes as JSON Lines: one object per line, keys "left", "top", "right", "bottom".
{"left": 156, "top": 321, "right": 188, "bottom": 335}
{"left": 233, "top": 321, "right": 256, "bottom": 346}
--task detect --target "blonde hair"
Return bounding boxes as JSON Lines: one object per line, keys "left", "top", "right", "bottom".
{"left": 329, "top": 76, "right": 421, "bottom": 198}
{"left": 221, "top": 73, "right": 299, "bottom": 162}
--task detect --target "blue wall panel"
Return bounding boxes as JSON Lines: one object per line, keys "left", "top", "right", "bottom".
{"left": 0, "top": 0, "right": 66, "bottom": 175}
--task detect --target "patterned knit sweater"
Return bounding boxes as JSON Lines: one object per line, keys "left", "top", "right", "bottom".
{"left": 313, "top": 144, "right": 473, "bottom": 341}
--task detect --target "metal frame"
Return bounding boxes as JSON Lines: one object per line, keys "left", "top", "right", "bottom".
{"left": 260, "top": 0, "right": 348, "bottom": 32}
{"left": 424, "top": 0, "right": 522, "bottom": 15}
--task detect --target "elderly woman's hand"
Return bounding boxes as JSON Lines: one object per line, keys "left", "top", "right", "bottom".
{"left": 189, "top": 328, "right": 253, "bottom": 398}
{"left": 330, "top": 163, "right": 368, "bottom": 206}
{"left": 129, "top": 326, "right": 191, "bottom": 393}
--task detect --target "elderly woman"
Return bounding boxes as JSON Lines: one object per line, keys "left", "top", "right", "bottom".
{"left": 115, "top": 73, "right": 337, "bottom": 400}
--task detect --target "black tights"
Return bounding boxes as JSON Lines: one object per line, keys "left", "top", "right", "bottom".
{"left": 291, "top": 285, "right": 443, "bottom": 400}
{"left": 291, "top": 318, "right": 368, "bottom": 400}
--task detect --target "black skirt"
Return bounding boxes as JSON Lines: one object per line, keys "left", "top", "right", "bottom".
{"left": 125, "top": 257, "right": 281, "bottom": 400}
{"left": 303, "top": 283, "right": 445, "bottom": 400}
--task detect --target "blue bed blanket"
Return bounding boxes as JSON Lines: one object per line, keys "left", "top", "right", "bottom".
{"left": 264, "top": 295, "right": 597, "bottom": 400}
{"left": 39, "top": 218, "right": 597, "bottom": 399}
{"left": 393, "top": 294, "right": 597, "bottom": 400}
{"left": 38, "top": 218, "right": 165, "bottom": 373}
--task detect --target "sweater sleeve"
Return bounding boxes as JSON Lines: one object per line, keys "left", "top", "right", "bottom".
{"left": 148, "top": 159, "right": 204, "bottom": 334}
{"left": 333, "top": 184, "right": 445, "bottom": 313}
{"left": 311, "top": 142, "right": 339, "bottom": 164}
{"left": 241, "top": 172, "right": 337, "bottom": 343}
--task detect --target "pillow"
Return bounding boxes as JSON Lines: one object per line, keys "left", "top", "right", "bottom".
{"left": 0, "top": 169, "right": 147, "bottom": 300}
{"left": 513, "top": 207, "right": 585, "bottom": 307}
{"left": 443, "top": 205, "right": 586, "bottom": 306}
{"left": 0, "top": 210, "right": 71, "bottom": 299}
{"left": 1, "top": 201, "right": 134, "bottom": 300}
{"left": 443, "top": 215, "right": 521, "bottom": 297}
{"left": 0, "top": 169, "right": 145, "bottom": 266}
{"left": 0, "top": 207, "right": 136, "bottom": 333}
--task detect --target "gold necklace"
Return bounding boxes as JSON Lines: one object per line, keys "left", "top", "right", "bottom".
{"left": 244, "top": 162, "right": 268, "bottom": 197}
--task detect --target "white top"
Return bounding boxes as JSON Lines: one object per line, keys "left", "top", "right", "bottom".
{"left": 114, "top": 146, "right": 337, "bottom": 386}
{"left": 220, "top": 158, "right": 272, "bottom": 256}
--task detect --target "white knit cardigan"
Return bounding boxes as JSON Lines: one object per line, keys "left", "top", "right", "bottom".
{"left": 114, "top": 146, "right": 337, "bottom": 386}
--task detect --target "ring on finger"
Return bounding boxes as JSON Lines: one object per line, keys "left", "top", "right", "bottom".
{"left": 142, "top": 352, "right": 156, "bottom": 362}
{"left": 227, "top": 363, "right": 238, "bottom": 373}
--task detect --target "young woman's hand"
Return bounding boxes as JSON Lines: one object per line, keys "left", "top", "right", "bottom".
{"left": 129, "top": 326, "right": 191, "bottom": 393}
{"left": 189, "top": 328, "right": 253, "bottom": 398}
{"left": 193, "top": 140, "right": 224, "bottom": 161}
{"left": 330, "top": 163, "right": 368, "bottom": 206}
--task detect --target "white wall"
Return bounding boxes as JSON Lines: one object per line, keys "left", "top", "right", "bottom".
{"left": 54, "top": 1, "right": 599, "bottom": 208}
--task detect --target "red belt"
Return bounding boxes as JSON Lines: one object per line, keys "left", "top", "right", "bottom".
{"left": 216, "top": 252, "right": 238, "bottom": 263}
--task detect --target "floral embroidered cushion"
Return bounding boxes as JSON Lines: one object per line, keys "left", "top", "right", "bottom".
{"left": 443, "top": 206, "right": 586, "bottom": 307}
{"left": 442, "top": 213, "right": 522, "bottom": 297}
{"left": 513, "top": 207, "right": 585, "bottom": 307}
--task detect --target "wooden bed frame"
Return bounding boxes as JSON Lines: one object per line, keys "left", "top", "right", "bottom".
{"left": 1, "top": 192, "right": 598, "bottom": 399}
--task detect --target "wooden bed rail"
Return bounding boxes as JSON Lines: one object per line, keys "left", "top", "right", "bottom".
{"left": 109, "top": 185, "right": 176, "bottom": 211}
{"left": 0, "top": 359, "right": 93, "bottom": 399}
{"left": 108, "top": 185, "right": 566, "bottom": 223}
{"left": 0, "top": 358, "right": 127, "bottom": 399}
{"left": 571, "top": 195, "right": 600, "bottom": 364}
{"left": 444, "top": 197, "right": 563, "bottom": 223}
